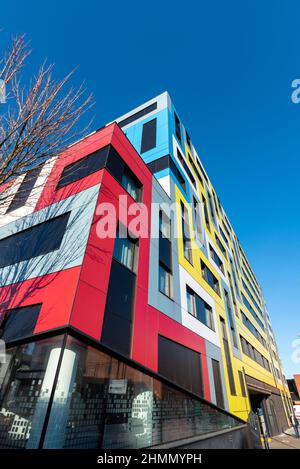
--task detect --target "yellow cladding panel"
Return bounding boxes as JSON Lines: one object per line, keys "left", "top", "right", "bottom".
{"left": 216, "top": 310, "right": 250, "bottom": 421}
{"left": 175, "top": 187, "right": 225, "bottom": 308}
{"left": 174, "top": 179, "right": 287, "bottom": 424}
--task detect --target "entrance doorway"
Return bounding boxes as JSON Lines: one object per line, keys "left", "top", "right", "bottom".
{"left": 248, "top": 388, "right": 279, "bottom": 437}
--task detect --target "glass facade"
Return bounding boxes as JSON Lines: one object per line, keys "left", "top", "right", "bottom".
{"left": 0, "top": 335, "right": 241, "bottom": 449}
{"left": 0, "top": 336, "right": 64, "bottom": 448}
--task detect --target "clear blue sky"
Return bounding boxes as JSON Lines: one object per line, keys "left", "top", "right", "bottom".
{"left": 1, "top": 0, "right": 299, "bottom": 377}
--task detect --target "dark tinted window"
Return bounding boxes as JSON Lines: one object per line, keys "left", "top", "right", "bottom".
{"left": 185, "top": 131, "right": 191, "bottom": 148}
{"left": 118, "top": 102, "right": 157, "bottom": 128}
{"left": 159, "top": 227, "right": 172, "bottom": 273}
{"left": 174, "top": 113, "right": 181, "bottom": 142}
{"left": 141, "top": 119, "right": 157, "bottom": 153}
{"left": 212, "top": 359, "right": 225, "bottom": 408}
{"left": 241, "top": 293, "right": 265, "bottom": 331}
{"left": 147, "top": 155, "right": 186, "bottom": 192}
{"left": 238, "top": 370, "right": 247, "bottom": 397}
{"left": 57, "top": 146, "right": 109, "bottom": 189}
{"left": 102, "top": 259, "right": 136, "bottom": 356}
{"left": 219, "top": 226, "right": 229, "bottom": 246}
{"left": 201, "top": 260, "right": 220, "bottom": 296}
{"left": 220, "top": 316, "right": 236, "bottom": 395}
{"left": 202, "top": 195, "right": 210, "bottom": 231}
{"left": 177, "top": 149, "right": 196, "bottom": 188}
{"left": 242, "top": 279, "right": 262, "bottom": 315}
{"left": 215, "top": 235, "right": 227, "bottom": 257}
{"left": 241, "top": 311, "right": 266, "bottom": 347}
{"left": 196, "top": 157, "right": 208, "bottom": 183}
{"left": 121, "top": 168, "right": 142, "bottom": 202}
{"left": 158, "top": 335, "right": 203, "bottom": 396}
{"left": 209, "top": 244, "right": 224, "bottom": 273}
{"left": 188, "top": 154, "right": 203, "bottom": 185}
{"left": 239, "top": 335, "right": 270, "bottom": 372}
{"left": 6, "top": 167, "right": 42, "bottom": 213}
{"left": 0, "top": 304, "right": 42, "bottom": 342}
{"left": 181, "top": 202, "right": 192, "bottom": 263}
{"left": 57, "top": 145, "right": 143, "bottom": 202}
{"left": 0, "top": 212, "right": 70, "bottom": 268}
{"left": 113, "top": 225, "right": 139, "bottom": 272}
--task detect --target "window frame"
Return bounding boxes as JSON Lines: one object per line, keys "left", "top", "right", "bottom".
{"left": 113, "top": 224, "right": 139, "bottom": 273}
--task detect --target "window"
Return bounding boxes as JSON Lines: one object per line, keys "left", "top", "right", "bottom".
{"left": 238, "top": 370, "right": 247, "bottom": 397}
{"left": 241, "top": 293, "right": 265, "bottom": 331}
{"left": 227, "top": 271, "right": 238, "bottom": 317}
{"left": 159, "top": 210, "right": 171, "bottom": 240}
{"left": 113, "top": 225, "right": 138, "bottom": 272}
{"left": 220, "top": 316, "right": 236, "bottom": 395}
{"left": 219, "top": 226, "right": 229, "bottom": 246}
{"left": 0, "top": 304, "right": 42, "bottom": 342}
{"left": 57, "top": 146, "right": 108, "bottom": 189}
{"left": 147, "top": 155, "right": 186, "bottom": 192}
{"left": 118, "top": 102, "right": 157, "bottom": 128}
{"left": 215, "top": 234, "right": 227, "bottom": 258}
{"left": 201, "top": 195, "right": 210, "bottom": 231}
{"left": 6, "top": 167, "right": 42, "bottom": 213}
{"left": 0, "top": 212, "right": 70, "bottom": 269}
{"left": 193, "top": 197, "right": 202, "bottom": 238}
{"left": 222, "top": 219, "right": 231, "bottom": 238}
{"left": 242, "top": 269, "right": 261, "bottom": 305}
{"left": 239, "top": 335, "right": 270, "bottom": 372}
{"left": 57, "top": 145, "right": 142, "bottom": 202}
{"left": 158, "top": 335, "right": 203, "bottom": 396}
{"left": 159, "top": 210, "right": 172, "bottom": 279}
{"left": 209, "top": 244, "right": 224, "bottom": 274}
{"left": 140, "top": 118, "right": 157, "bottom": 153}
{"left": 177, "top": 149, "right": 196, "bottom": 188}
{"left": 224, "top": 215, "right": 232, "bottom": 232}
{"left": 102, "top": 258, "right": 136, "bottom": 356}
{"left": 181, "top": 202, "right": 192, "bottom": 263}
{"left": 186, "top": 286, "right": 215, "bottom": 330}
{"left": 241, "top": 311, "right": 266, "bottom": 348}
{"left": 242, "top": 279, "right": 262, "bottom": 315}
{"left": 121, "top": 168, "right": 142, "bottom": 201}
{"left": 232, "top": 236, "right": 241, "bottom": 271}
{"left": 201, "top": 260, "right": 220, "bottom": 296}
{"left": 240, "top": 335, "right": 248, "bottom": 355}
{"left": 159, "top": 263, "right": 173, "bottom": 298}
{"left": 185, "top": 130, "right": 191, "bottom": 148}
{"left": 212, "top": 190, "right": 219, "bottom": 217}
{"left": 212, "top": 359, "right": 225, "bottom": 408}
{"left": 0, "top": 336, "right": 64, "bottom": 449}
{"left": 207, "top": 192, "right": 216, "bottom": 224}
{"left": 174, "top": 113, "right": 181, "bottom": 142}
{"left": 217, "top": 195, "right": 222, "bottom": 213}
{"left": 224, "top": 289, "right": 238, "bottom": 348}
{"left": 229, "top": 258, "right": 239, "bottom": 294}
{"left": 188, "top": 154, "right": 203, "bottom": 185}
{"left": 196, "top": 157, "right": 208, "bottom": 183}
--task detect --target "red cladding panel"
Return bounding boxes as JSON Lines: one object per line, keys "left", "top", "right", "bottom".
{"left": 69, "top": 166, "right": 152, "bottom": 339}
{"left": 0, "top": 267, "right": 81, "bottom": 333}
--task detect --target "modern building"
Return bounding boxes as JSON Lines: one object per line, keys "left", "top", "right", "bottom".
{"left": 288, "top": 375, "right": 300, "bottom": 405}
{"left": 0, "top": 92, "right": 292, "bottom": 449}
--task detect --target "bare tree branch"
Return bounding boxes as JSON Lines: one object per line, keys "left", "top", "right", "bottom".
{"left": 0, "top": 34, "right": 94, "bottom": 197}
